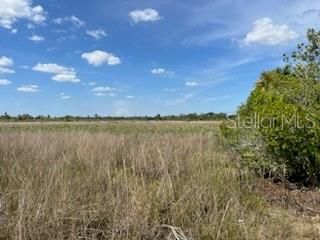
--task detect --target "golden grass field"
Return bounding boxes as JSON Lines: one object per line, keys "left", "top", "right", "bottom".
{"left": 0, "top": 121, "right": 319, "bottom": 239}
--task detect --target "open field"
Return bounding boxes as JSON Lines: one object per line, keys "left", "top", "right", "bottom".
{"left": 0, "top": 121, "right": 222, "bottom": 134}
{"left": 0, "top": 121, "right": 319, "bottom": 239}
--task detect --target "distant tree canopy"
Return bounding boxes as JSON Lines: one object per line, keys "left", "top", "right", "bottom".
{"left": 0, "top": 112, "right": 228, "bottom": 122}
{"left": 231, "top": 29, "right": 320, "bottom": 185}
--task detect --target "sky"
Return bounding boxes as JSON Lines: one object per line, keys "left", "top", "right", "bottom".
{"left": 0, "top": 0, "right": 319, "bottom": 116}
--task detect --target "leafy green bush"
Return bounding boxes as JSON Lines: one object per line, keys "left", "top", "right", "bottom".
{"left": 223, "top": 29, "right": 320, "bottom": 185}
{"left": 240, "top": 70, "right": 320, "bottom": 184}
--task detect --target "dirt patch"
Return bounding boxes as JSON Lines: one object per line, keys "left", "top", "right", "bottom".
{"left": 257, "top": 179, "right": 320, "bottom": 239}
{"left": 257, "top": 179, "right": 320, "bottom": 215}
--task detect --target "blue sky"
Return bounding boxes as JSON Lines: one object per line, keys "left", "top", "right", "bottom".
{"left": 0, "top": 0, "right": 319, "bottom": 116}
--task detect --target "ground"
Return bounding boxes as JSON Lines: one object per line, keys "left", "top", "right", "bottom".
{"left": 0, "top": 121, "right": 319, "bottom": 239}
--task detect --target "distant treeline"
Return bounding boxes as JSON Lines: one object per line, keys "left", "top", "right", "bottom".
{"left": 0, "top": 112, "right": 228, "bottom": 122}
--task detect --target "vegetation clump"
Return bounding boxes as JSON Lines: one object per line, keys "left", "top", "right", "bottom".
{"left": 222, "top": 29, "right": 320, "bottom": 185}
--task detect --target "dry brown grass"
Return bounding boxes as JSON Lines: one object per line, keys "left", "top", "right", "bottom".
{"left": 0, "top": 122, "right": 317, "bottom": 239}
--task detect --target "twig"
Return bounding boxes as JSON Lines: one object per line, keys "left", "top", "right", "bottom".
{"left": 293, "top": 198, "right": 320, "bottom": 215}
{"left": 162, "top": 224, "right": 188, "bottom": 240}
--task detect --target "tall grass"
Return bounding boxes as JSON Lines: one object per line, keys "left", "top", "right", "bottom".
{"left": 0, "top": 122, "right": 306, "bottom": 239}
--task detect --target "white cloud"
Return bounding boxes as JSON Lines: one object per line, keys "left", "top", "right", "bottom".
{"left": 94, "top": 92, "right": 107, "bottom": 97}
{"left": 0, "top": 56, "right": 15, "bottom": 74}
{"left": 0, "top": 79, "right": 11, "bottom": 85}
{"left": 151, "top": 68, "right": 165, "bottom": 74}
{"left": 244, "top": 18, "right": 298, "bottom": 46}
{"left": 185, "top": 81, "right": 199, "bottom": 87}
{"left": 92, "top": 86, "right": 115, "bottom": 92}
{"left": 151, "top": 68, "right": 174, "bottom": 75}
{"left": 58, "top": 92, "right": 71, "bottom": 100}
{"left": 126, "top": 95, "right": 134, "bottom": 99}
{"left": 81, "top": 50, "right": 121, "bottom": 66}
{"left": 0, "top": 56, "right": 13, "bottom": 67}
{"left": 0, "top": 67, "right": 15, "bottom": 74}
{"left": 32, "top": 63, "right": 80, "bottom": 83}
{"left": 52, "top": 73, "right": 79, "bottom": 82}
{"left": 129, "top": 8, "right": 162, "bottom": 23}
{"left": 86, "top": 29, "right": 107, "bottom": 40}
{"left": 28, "top": 34, "right": 45, "bottom": 42}
{"left": 94, "top": 92, "right": 116, "bottom": 97}
{"left": 11, "top": 28, "right": 18, "bottom": 34}
{"left": 0, "top": 0, "right": 46, "bottom": 29}
{"left": 17, "top": 84, "right": 38, "bottom": 92}
{"left": 92, "top": 86, "right": 117, "bottom": 97}
{"left": 88, "top": 82, "right": 96, "bottom": 86}
{"left": 53, "top": 16, "right": 85, "bottom": 28}
{"left": 33, "top": 63, "right": 69, "bottom": 74}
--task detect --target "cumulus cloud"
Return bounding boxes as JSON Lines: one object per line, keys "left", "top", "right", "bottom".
{"left": 86, "top": 29, "right": 107, "bottom": 40}
{"left": 81, "top": 50, "right": 121, "bottom": 66}
{"left": 94, "top": 92, "right": 116, "bottom": 97}
{"left": 32, "top": 63, "right": 80, "bottom": 83}
{"left": 0, "top": 56, "right": 15, "bottom": 74}
{"left": 244, "top": 18, "right": 298, "bottom": 46}
{"left": 0, "top": 68, "right": 15, "bottom": 74}
{"left": 151, "top": 68, "right": 165, "bottom": 74}
{"left": 151, "top": 68, "right": 173, "bottom": 75}
{"left": 17, "top": 84, "right": 38, "bottom": 92}
{"left": 94, "top": 92, "right": 106, "bottom": 97}
{"left": 0, "top": 0, "right": 46, "bottom": 29}
{"left": 129, "top": 8, "right": 162, "bottom": 23}
{"left": 0, "top": 79, "right": 11, "bottom": 85}
{"left": 33, "top": 63, "right": 69, "bottom": 74}
{"left": 92, "top": 86, "right": 117, "bottom": 97}
{"left": 52, "top": 73, "right": 78, "bottom": 82}
{"left": 0, "top": 56, "right": 13, "bottom": 67}
{"left": 185, "top": 81, "right": 199, "bottom": 87}
{"left": 92, "top": 86, "right": 116, "bottom": 92}
{"left": 53, "top": 16, "right": 85, "bottom": 28}
{"left": 28, "top": 34, "right": 45, "bottom": 42}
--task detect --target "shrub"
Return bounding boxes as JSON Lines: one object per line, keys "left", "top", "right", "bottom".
{"left": 223, "top": 29, "right": 320, "bottom": 185}
{"left": 239, "top": 70, "right": 320, "bottom": 184}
